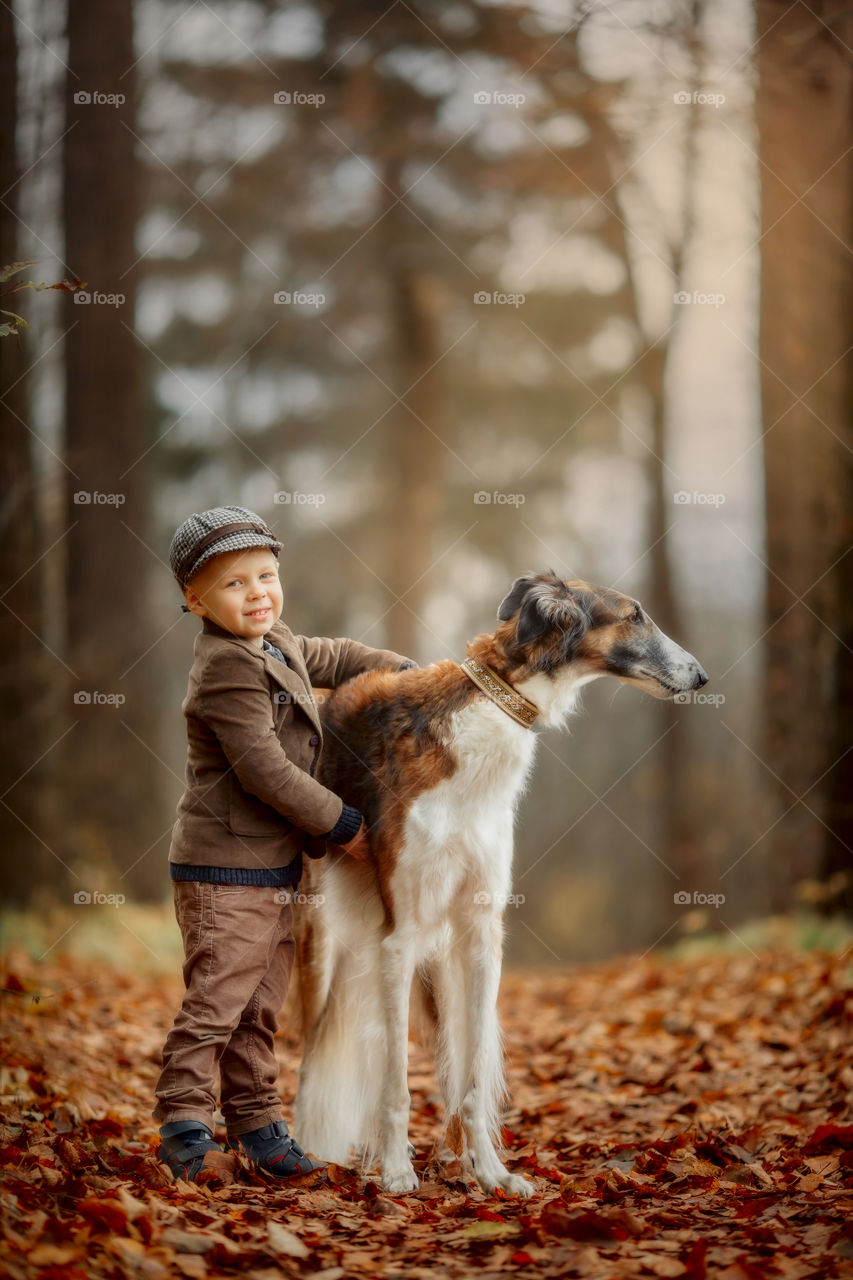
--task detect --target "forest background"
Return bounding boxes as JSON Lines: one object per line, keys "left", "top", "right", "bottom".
{"left": 1, "top": 0, "right": 851, "bottom": 967}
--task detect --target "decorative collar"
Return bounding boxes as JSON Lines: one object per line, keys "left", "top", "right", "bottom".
{"left": 460, "top": 656, "right": 539, "bottom": 729}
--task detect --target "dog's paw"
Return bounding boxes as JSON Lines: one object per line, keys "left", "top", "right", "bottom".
{"left": 383, "top": 1164, "right": 419, "bottom": 1195}
{"left": 480, "top": 1171, "right": 535, "bottom": 1199}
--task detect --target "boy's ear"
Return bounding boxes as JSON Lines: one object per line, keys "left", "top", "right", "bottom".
{"left": 183, "top": 587, "right": 208, "bottom": 619}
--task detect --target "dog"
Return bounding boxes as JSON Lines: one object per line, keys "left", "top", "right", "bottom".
{"left": 295, "top": 570, "right": 708, "bottom": 1197}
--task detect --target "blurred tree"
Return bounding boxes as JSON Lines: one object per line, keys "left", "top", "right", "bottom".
{"left": 814, "top": 9, "right": 853, "bottom": 915}
{"left": 573, "top": 0, "right": 710, "bottom": 907}
{"left": 0, "top": 2, "right": 47, "bottom": 905}
{"left": 756, "top": 0, "right": 853, "bottom": 905}
{"left": 823, "top": 398, "right": 853, "bottom": 915}
{"left": 62, "top": 0, "right": 165, "bottom": 898}
{"left": 141, "top": 1, "right": 626, "bottom": 653}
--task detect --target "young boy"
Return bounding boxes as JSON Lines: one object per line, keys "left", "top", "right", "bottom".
{"left": 153, "top": 505, "right": 415, "bottom": 1182}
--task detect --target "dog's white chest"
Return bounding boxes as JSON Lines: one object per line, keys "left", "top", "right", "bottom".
{"left": 448, "top": 698, "right": 537, "bottom": 802}
{"left": 393, "top": 701, "right": 537, "bottom": 933}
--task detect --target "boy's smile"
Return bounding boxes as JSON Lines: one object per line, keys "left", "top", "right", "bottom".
{"left": 183, "top": 547, "right": 284, "bottom": 646}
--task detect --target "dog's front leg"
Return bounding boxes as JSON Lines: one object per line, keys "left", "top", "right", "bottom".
{"left": 459, "top": 912, "right": 534, "bottom": 1199}
{"left": 378, "top": 931, "right": 419, "bottom": 1194}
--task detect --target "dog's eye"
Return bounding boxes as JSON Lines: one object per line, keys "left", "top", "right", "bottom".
{"left": 630, "top": 604, "right": 643, "bottom": 624}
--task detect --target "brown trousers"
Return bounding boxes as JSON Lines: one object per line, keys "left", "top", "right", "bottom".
{"left": 152, "top": 881, "right": 295, "bottom": 1137}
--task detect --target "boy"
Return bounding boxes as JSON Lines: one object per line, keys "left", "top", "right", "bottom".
{"left": 153, "top": 505, "right": 415, "bottom": 1182}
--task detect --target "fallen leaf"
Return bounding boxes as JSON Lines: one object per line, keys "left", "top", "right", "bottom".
{"left": 267, "top": 1220, "right": 310, "bottom": 1258}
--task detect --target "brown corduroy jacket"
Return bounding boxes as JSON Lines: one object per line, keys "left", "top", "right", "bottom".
{"left": 169, "top": 616, "right": 408, "bottom": 871}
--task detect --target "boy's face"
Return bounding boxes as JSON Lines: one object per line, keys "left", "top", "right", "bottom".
{"left": 183, "top": 547, "right": 284, "bottom": 646}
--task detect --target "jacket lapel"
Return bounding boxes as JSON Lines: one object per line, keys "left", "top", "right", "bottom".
{"left": 262, "top": 632, "right": 324, "bottom": 738}
{"left": 199, "top": 618, "right": 323, "bottom": 737}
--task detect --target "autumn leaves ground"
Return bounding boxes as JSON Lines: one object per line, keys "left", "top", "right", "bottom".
{"left": 1, "top": 937, "right": 851, "bottom": 1278}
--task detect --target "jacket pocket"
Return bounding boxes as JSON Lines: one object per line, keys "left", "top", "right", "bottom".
{"left": 228, "top": 779, "right": 291, "bottom": 837}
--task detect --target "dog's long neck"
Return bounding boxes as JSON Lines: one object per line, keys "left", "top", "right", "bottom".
{"left": 464, "top": 633, "right": 523, "bottom": 690}
{"left": 465, "top": 632, "right": 601, "bottom": 731}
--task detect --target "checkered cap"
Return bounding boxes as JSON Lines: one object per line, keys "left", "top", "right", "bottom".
{"left": 169, "top": 505, "right": 282, "bottom": 587}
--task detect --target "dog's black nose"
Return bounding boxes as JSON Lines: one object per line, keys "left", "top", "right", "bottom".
{"left": 693, "top": 666, "right": 709, "bottom": 689}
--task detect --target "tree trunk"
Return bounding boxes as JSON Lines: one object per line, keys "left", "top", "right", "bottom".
{"left": 641, "top": 343, "right": 699, "bottom": 888}
{"left": 756, "top": 0, "right": 852, "bottom": 904}
{"left": 379, "top": 158, "right": 444, "bottom": 660}
{"left": 62, "top": 0, "right": 164, "bottom": 899}
{"left": 821, "top": 439, "right": 853, "bottom": 913}
{"left": 598, "top": 149, "right": 698, "bottom": 902}
{"left": 0, "top": 3, "right": 50, "bottom": 905}
{"left": 821, "top": 254, "right": 853, "bottom": 914}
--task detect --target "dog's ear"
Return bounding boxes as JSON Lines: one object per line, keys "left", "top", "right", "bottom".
{"left": 500, "top": 574, "right": 589, "bottom": 653}
{"left": 497, "top": 574, "right": 539, "bottom": 623}
{"left": 515, "top": 593, "right": 554, "bottom": 645}
{"left": 498, "top": 569, "right": 566, "bottom": 632}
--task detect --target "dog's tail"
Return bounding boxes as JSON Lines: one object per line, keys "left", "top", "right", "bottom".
{"left": 295, "top": 861, "right": 386, "bottom": 1167}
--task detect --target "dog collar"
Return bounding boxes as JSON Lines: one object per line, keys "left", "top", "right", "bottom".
{"left": 460, "top": 657, "right": 539, "bottom": 729}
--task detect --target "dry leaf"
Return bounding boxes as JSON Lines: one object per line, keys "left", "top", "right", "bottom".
{"left": 1, "top": 948, "right": 849, "bottom": 1279}
{"left": 267, "top": 1220, "right": 310, "bottom": 1258}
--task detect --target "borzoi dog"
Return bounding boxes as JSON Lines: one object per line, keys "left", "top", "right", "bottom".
{"left": 296, "top": 570, "right": 707, "bottom": 1197}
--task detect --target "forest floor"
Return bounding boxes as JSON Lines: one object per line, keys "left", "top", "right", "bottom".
{"left": 1, "top": 919, "right": 851, "bottom": 1280}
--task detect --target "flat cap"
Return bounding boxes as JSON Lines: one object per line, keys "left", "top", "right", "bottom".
{"left": 169, "top": 505, "right": 282, "bottom": 588}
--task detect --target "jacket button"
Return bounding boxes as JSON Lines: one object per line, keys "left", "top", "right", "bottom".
{"left": 309, "top": 733, "right": 320, "bottom": 747}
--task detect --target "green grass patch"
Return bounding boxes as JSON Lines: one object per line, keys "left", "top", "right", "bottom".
{"left": 0, "top": 900, "right": 183, "bottom": 975}
{"left": 660, "top": 909, "right": 853, "bottom": 963}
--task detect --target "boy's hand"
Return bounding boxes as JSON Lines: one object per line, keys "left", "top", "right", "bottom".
{"left": 334, "top": 821, "right": 371, "bottom": 862}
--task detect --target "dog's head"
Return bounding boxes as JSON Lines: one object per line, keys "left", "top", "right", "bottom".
{"left": 495, "top": 570, "right": 708, "bottom": 700}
